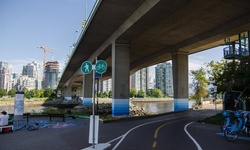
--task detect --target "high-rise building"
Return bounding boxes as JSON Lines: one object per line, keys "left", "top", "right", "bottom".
{"left": 0, "top": 62, "right": 12, "bottom": 92}
{"left": 131, "top": 67, "right": 149, "bottom": 93}
{"left": 155, "top": 61, "right": 173, "bottom": 97}
{"left": 100, "top": 78, "right": 112, "bottom": 94}
{"left": 19, "top": 75, "right": 36, "bottom": 90}
{"left": 148, "top": 66, "right": 155, "bottom": 89}
{"left": 12, "top": 73, "right": 21, "bottom": 89}
{"left": 44, "top": 61, "right": 59, "bottom": 89}
{"left": 22, "top": 61, "right": 42, "bottom": 89}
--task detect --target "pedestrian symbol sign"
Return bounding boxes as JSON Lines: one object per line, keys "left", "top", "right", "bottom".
{"left": 81, "top": 61, "right": 92, "bottom": 74}
{"left": 96, "top": 60, "right": 107, "bottom": 74}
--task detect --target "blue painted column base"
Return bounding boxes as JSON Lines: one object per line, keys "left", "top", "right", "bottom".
{"left": 82, "top": 98, "right": 92, "bottom": 105}
{"left": 112, "top": 99, "right": 129, "bottom": 116}
{"left": 174, "top": 98, "right": 189, "bottom": 111}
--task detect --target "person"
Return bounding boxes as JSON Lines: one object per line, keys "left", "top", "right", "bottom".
{"left": 0, "top": 111, "right": 9, "bottom": 126}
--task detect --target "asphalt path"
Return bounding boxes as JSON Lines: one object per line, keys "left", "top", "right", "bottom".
{"left": 96, "top": 104, "right": 250, "bottom": 150}
{"left": 1, "top": 104, "right": 250, "bottom": 150}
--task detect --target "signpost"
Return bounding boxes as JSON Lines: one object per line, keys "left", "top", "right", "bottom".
{"left": 81, "top": 61, "right": 92, "bottom": 74}
{"left": 95, "top": 60, "right": 107, "bottom": 74}
{"left": 81, "top": 60, "right": 109, "bottom": 149}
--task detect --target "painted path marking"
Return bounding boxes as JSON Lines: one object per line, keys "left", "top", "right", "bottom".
{"left": 184, "top": 122, "right": 203, "bottom": 150}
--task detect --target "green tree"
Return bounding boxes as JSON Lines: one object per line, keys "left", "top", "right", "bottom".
{"left": 148, "top": 88, "right": 163, "bottom": 98}
{"left": 137, "top": 90, "right": 146, "bottom": 98}
{"left": 108, "top": 90, "right": 112, "bottom": 98}
{"left": 43, "top": 88, "right": 53, "bottom": 97}
{"left": 8, "top": 88, "right": 17, "bottom": 97}
{"left": 190, "top": 67, "right": 208, "bottom": 106}
{"left": 206, "top": 60, "right": 226, "bottom": 93}
{"left": 103, "top": 92, "right": 108, "bottom": 98}
{"left": 130, "top": 87, "right": 137, "bottom": 98}
{"left": 0, "top": 88, "right": 7, "bottom": 97}
{"left": 207, "top": 58, "right": 250, "bottom": 94}
{"left": 98, "top": 92, "right": 107, "bottom": 98}
{"left": 25, "top": 90, "right": 33, "bottom": 99}
{"left": 32, "top": 88, "right": 41, "bottom": 98}
{"left": 21, "top": 87, "right": 29, "bottom": 98}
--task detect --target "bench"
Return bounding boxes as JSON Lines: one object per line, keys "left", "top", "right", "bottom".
{"left": 48, "top": 114, "right": 65, "bottom": 122}
{"left": 0, "top": 125, "right": 13, "bottom": 133}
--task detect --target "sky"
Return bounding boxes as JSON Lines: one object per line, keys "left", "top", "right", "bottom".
{"left": 0, "top": 0, "right": 96, "bottom": 73}
{"left": 0, "top": 0, "right": 225, "bottom": 75}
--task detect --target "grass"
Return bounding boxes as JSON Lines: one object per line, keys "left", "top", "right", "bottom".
{"left": 0, "top": 97, "right": 49, "bottom": 101}
{"left": 198, "top": 113, "right": 224, "bottom": 125}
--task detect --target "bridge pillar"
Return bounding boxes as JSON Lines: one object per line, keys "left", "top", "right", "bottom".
{"left": 82, "top": 73, "right": 93, "bottom": 105}
{"left": 61, "top": 86, "right": 67, "bottom": 98}
{"left": 65, "top": 86, "right": 72, "bottom": 100}
{"left": 112, "top": 43, "right": 130, "bottom": 116}
{"left": 172, "top": 52, "right": 189, "bottom": 111}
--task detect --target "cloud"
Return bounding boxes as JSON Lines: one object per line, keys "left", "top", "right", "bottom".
{"left": 189, "top": 59, "right": 205, "bottom": 71}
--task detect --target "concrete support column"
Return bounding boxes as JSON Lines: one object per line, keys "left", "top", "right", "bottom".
{"left": 82, "top": 73, "right": 93, "bottom": 105}
{"left": 65, "top": 85, "right": 72, "bottom": 100}
{"left": 112, "top": 43, "right": 130, "bottom": 116}
{"left": 61, "top": 87, "right": 67, "bottom": 98}
{"left": 172, "top": 52, "right": 189, "bottom": 111}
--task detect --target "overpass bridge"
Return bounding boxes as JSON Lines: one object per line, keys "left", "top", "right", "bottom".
{"left": 57, "top": 0, "right": 250, "bottom": 116}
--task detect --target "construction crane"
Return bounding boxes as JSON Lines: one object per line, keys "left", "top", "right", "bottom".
{"left": 37, "top": 46, "right": 56, "bottom": 69}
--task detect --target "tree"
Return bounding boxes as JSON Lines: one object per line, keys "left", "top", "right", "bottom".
{"left": 206, "top": 60, "right": 226, "bottom": 93}
{"left": 98, "top": 92, "right": 107, "bottom": 98}
{"left": 148, "top": 88, "right": 163, "bottom": 98}
{"left": 190, "top": 67, "right": 208, "bottom": 106}
{"left": 8, "top": 88, "right": 17, "bottom": 97}
{"left": 137, "top": 90, "right": 146, "bottom": 98}
{"left": 25, "top": 90, "right": 34, "bottom": 99}
{"left": 0, "top": 88, "right": 7, "bottom": 97}
{"left": 207, "top": 57, "right": 250, "bottom": 95}
{"left": 108, "top": 90, "right": 112, "bottom": 98}
{"left": 43, "top": 88, "right": 53, "bottom": 97}
{"left": 130, "top": 87, "right": 137, "bottom": 98}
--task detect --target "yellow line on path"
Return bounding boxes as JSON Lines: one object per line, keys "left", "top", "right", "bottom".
{"left": 154, "top": 118, "right": 187, "bottom": 138}
{"left": 152, "top": 118, "right": 188, "bottom": 149}
{"left": 152, "top": 141, "right": 157, "bottom": 148}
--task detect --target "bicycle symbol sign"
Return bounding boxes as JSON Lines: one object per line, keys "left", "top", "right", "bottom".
{"left": 96, "top": 60, "right": 107, "bottom": 74}
{"left": 81, "top": 61, "right": 92, "bottom": 74}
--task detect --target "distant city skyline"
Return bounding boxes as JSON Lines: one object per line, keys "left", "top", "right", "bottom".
{"left": 4, "top": 45, "right": 224, "bottom": 73}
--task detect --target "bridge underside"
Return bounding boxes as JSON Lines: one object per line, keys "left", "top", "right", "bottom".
{"left": 57, "top": 0, "right": 250, "bottom": 115}
{"left": 58, "top": 0, "right": 250, "bottom": 90}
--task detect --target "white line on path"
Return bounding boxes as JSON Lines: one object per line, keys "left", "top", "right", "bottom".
{"left": 109, "top": 115, "right": 187, "bottom": 150}
{"left": 184, "top": 122, "right": 203, "bottom": 150}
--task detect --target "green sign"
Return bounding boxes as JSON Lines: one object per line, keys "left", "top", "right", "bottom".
{"left": 95, "top": 60, "right": 107, "bottom": 74}
{"left": 81, "top": 61, "right": 92, "bottom": 74}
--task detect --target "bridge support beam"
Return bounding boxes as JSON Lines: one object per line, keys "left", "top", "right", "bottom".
{"left": 82, "top": 73, "right": 93, "bottom": 105}
{"left": 112, "top": 43, "right": 130, "bottom": 116}
{"left": 172, "top": 52, "right": 189, "bottom": 111}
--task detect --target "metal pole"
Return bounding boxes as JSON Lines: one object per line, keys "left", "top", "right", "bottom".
{"left": 97, "top": 78, "right": 99, "bottom": 115}
{"left": 215, "top": 93, "right": 217, "bottom": 114}
{"left": 92, "top": 68, "right": 96, "bottom": 148}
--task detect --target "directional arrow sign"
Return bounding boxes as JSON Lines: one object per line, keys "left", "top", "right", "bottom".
{"left": 81, "top": 61, "right": 92, "bottom": 74}
{"left": 95, "top": 60, "right": 107, "bottom": 74}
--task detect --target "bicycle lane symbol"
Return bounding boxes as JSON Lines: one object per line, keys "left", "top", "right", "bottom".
{"left": 96, "top": 60, "right": 107, "bottom": 74}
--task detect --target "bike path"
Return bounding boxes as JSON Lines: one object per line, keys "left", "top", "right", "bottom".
{"left": 0, "top": 104, "right": 250, "bottom": 150}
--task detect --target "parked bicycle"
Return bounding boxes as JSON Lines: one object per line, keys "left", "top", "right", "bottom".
{"left": 220, "top": 110, "right": 234, "bottom": 132}
{"left": 224, "top": 110, "right": 250, "bottom": 141}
